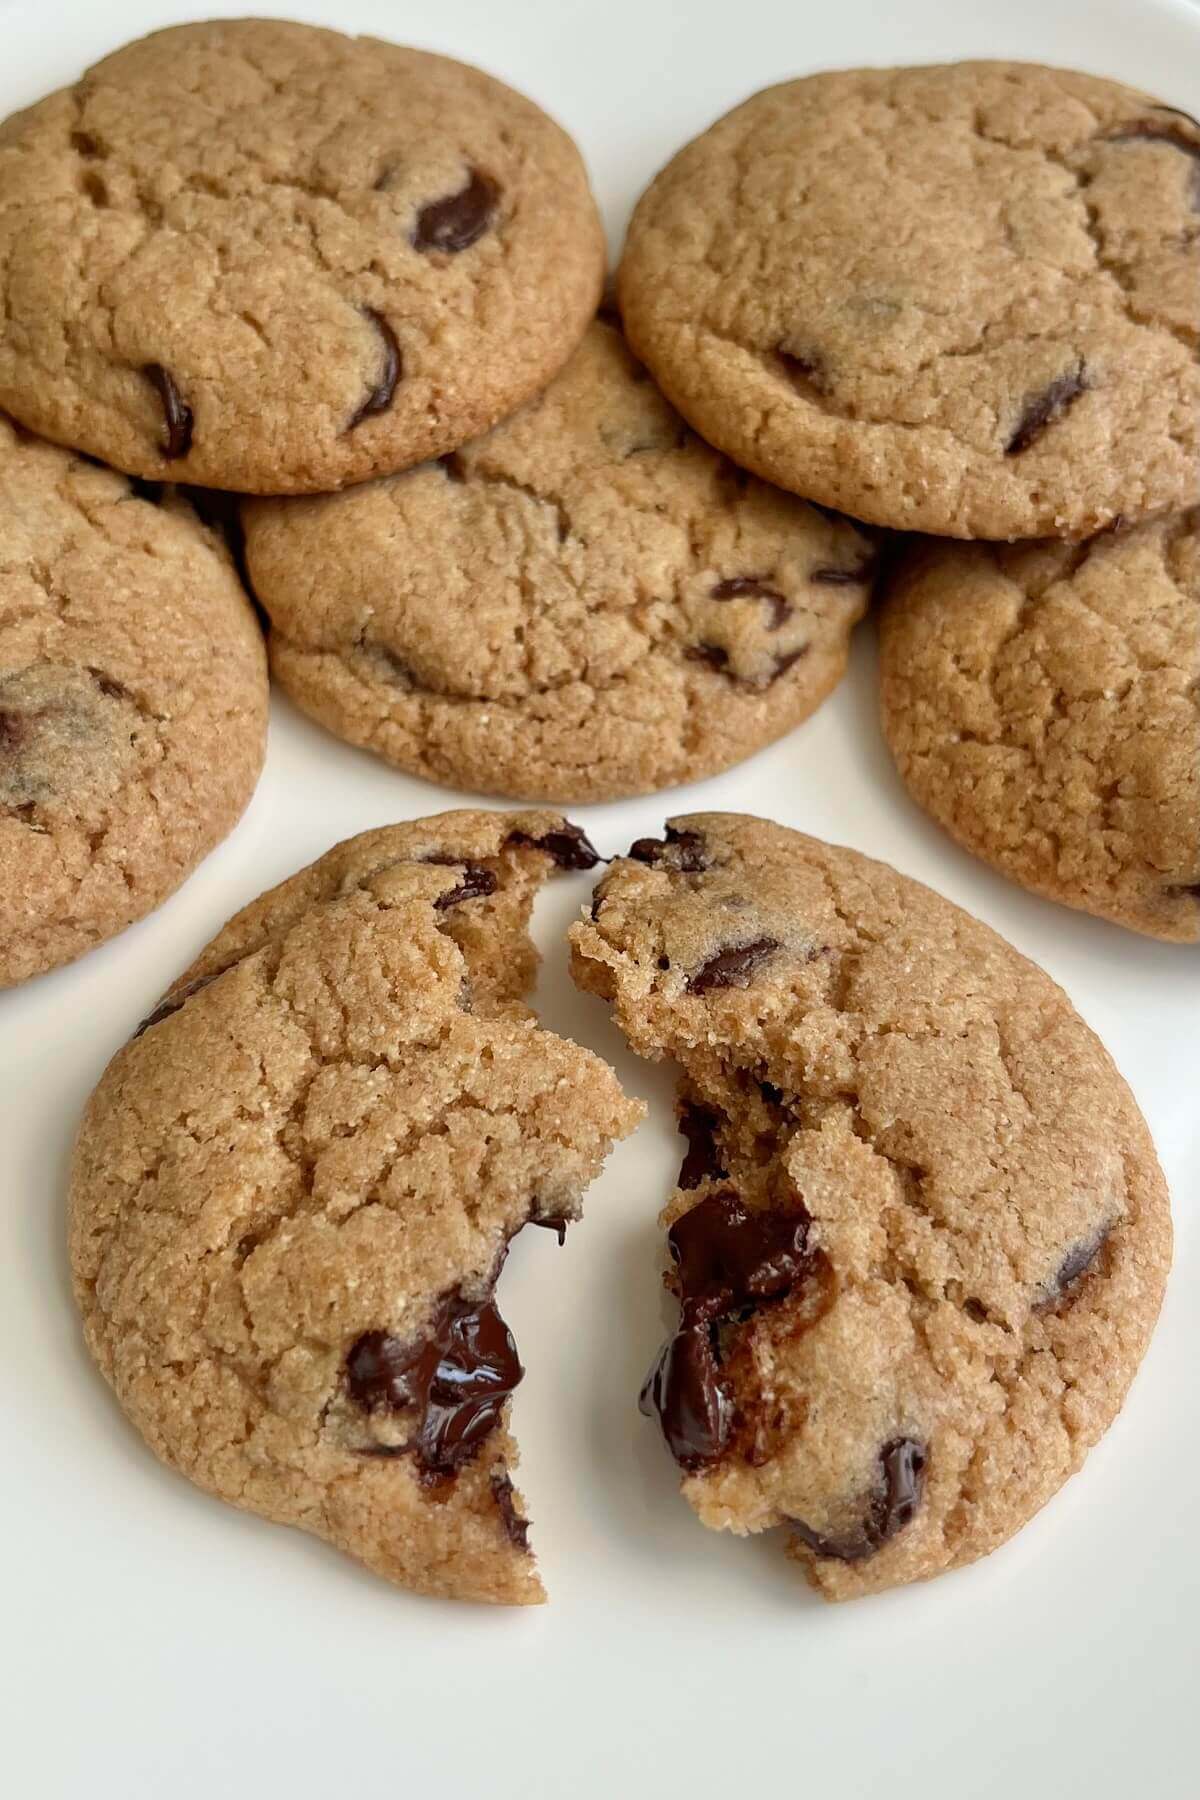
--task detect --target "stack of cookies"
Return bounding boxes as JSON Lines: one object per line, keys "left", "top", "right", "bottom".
{"left": 1, "top": 21, "right": 1193, "bottom": 1607}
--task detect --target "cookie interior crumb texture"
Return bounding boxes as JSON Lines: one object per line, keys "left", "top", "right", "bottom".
{"left": 880, "top": 514, "right": 1200, "bottom": 941}
{"left": 570, "top": 814, "right": 1171, "bottom": 1599}
{"left": 618, "top": 62, "right": 1200, "bottom": 539}
{"left": 244, "top": 319, "right": 877, "bottom": 802}
{"left": 0, "top": 416, "right": 267, "bottom": 986}
{"left": 0, "top": 18, "right": 605, "bottom": 492}
{"left": 69, "top": 810, "right": 643, "bottom": 1605}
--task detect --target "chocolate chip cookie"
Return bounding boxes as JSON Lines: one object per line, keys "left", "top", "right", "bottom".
{"left": 880, "top": 516, "right": 1200, "bottom": 942}
{"left": 245, "top": 319, "right": 875, "bottom": 801}
{"left": 618, "top": 63, "right": 1200, "bottom": 539}
{"left": 0, "top": 417, "right": 267, "bottom": 986}
{"left": 0, "top": 19, "right": 604, "bottom": 492}
{"left": 571, "top": 815, "right": 1171, "bottom": 1599}
{"left": 69, "top": 810, "right": 642, "bottom": 1605}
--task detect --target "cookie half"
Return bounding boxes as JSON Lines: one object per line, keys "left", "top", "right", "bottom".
{"left": 880, "top": 516, "right": 1200, "bottom": 941}
{"left": 70, "top": 810, "right": 643, "bottom": 1605}
{"left": 0, "top": 418, "right": 267, "bottom": 986}
{"left": 618, "top": 63, "right": 1200, "bottom": 539}
{"left": 0, "top": 20, "right": 604, "bottom": 492}
{"left": 571, "top": 814, "right": 1171, "bottom": 1599}
{"left": 246, "top": 319, "right": 876, "bottom": 801}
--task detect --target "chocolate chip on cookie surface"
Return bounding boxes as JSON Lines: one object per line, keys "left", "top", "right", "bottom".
{"left": 0, "top": 416, "right": 266, "bottom": 986}
{"left": 245, "top": 320, "right": 875, "bottom": 801}
{"left": 70, "top": 811, "right": 641, "bottom": 1604}
{"left": 618, "top": 63, "right": 1200, "bottom": 539}
{"left": 0, "top": 19, "right": 604, "bottom": 492}
{"left": 571, "top": 814, "right": 1171, "bottom": 1599}
{"left": 880, "top": 514, "right": 1200, "bottom": 941}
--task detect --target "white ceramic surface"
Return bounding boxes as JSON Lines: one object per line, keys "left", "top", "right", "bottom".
{"left": 1, "top": 2, "right": 1197, "bottom": 1794}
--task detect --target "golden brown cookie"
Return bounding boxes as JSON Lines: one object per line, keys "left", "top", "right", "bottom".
{"left": 571, "top": 814, "right": 1171, "bottom": 1599}
{"left": 69, "top": 811, "right": 642, "bottom": 1605}
{"left": 0, "top": 20, "right": 604, "bottom": 492}
{"left": 245, "top": 319, "right": 876, "bottom": 802}
{"left": 618, "top": 63, "right": 1200, "bottom": 539}
{"left": 880, "top": 516, "right": 1200, "bottom": 941}
{"left": 0, "top": 418, "right": 266, "bottom": 986}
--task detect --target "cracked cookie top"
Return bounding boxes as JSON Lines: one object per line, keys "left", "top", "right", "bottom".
{"left": 0, "top": 19, "right": 604, "bottom": 492}
{"left": 244, "top": 320, "right": 876, "bottom": 801}
{"left": 880, "top": 514, "right": 1200, "bottom": 941}
{"left": 69, "top": 810, "right": 643, "bottom": 1605}
{"left": 617, "top": 62, "right": 1200, "bottom": 539}
{"left": 570, "top": 814, "right": 1171, "bottom": 1599}
{"left": 0, "top": 414, "right": 266, "bottom": 986}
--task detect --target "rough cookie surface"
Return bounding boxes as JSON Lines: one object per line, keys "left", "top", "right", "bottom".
{"left": 0, "top": 416, "right": 266, "bottom": 986}
{"left": 618, "top": 63, "right": 1200, "bottom": 538}
{"left": 245, "top": 319, "right": 875, "bottom": 801}
{"left": 70, "top": 810, "right": 642, "bottom": 1605}
{"left": 0, "top": 20, "right": 604, "bottom": 492}
{"left": 571, "top": 814, "right": 1171, "bottom": 1599}
{"left": 880, "top": 515, "right": 1200, "bottom": 942}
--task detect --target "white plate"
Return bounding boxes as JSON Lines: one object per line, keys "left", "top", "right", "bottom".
{"left": 2, "top": 3, "right": 1197, "bottom": 1795}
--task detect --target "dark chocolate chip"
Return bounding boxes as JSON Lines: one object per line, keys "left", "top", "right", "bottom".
{"left": 769, "top": 646, "right": 810, "bottom": 682}
{"left": 1005, "top": 363, "right": 1089, "bottom": 455}
{"left": 711, "top": 577, "right": 792, "bottom": 630}
{"left": 490, "top": 1471, "right": 531, "bottom": 1552}
{"left": 142, "top": 363, "right": 194, "bottom": 460}
{"left": 346, "top": 1291, "right": 522, "bottom": 1477}
{"left": 132, "top": 969, "right": 221, "bottom": 1039}
{"left": 1105, "top": 119, "right": 1200, "bottom": 206}
{"left": 687, "top": 643, "right": 730, "bottom": 674}
{"left": 506, "top": 822, "right": 601, "bottom": 870}
{"left": 428, "top": 860, "right": 498, "bottom": 910}
{"left": 89, "top": 669, "right": 130, "bottom": 702}
{"left": 810, "top": 558, "right": 876, "bottom": 586}
{"left": 789, "top": 1437, "right": 928, "bottom": 1561}
{"left": 688, "top": 938, "right": 779, "bottom": 996}
{"left": 639, "top": 1191, "right": 814, "bottom": 1470}
{"left": 413, "top": 169, "right": 500, "bottom": 255}
{"left": 1050, "top": 1226, "right": 1109, "bottom": 1298}
{"left": 777, "top": 347, "right": 828, "bottom": 392}
{"left": 677, "top": 1103, "right": 727, "bottom": 1190}
{"left": 963, "top": 1297, "right": 989, "bottom": 1324}
{"left": 346, "top": 309, "right": 401, "bottom": 432}
{"left": 0, "top": 710, "right": 31, "bottom": 752}
{"left": 628, "top": 826, "right": 709, "bottom": 874}
{"left": 528, "top": 1214, "right": 569, "bottom": 1245}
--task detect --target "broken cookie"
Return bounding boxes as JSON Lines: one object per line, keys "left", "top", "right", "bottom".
{"left": 69, "top": 809, "right": 642, "bottom": 1604}
{"left": 571, "top": 813, "right": 1171, "bottom": 1599}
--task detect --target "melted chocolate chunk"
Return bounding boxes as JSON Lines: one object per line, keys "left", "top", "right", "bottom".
{"left": 346, "top": 1291, "right": 523, "bottom": 1477}
{"left": 1105, "top": 119, "right": 1200, "bottom": 206}
{"left": 640, "top": 1317, "right": 732, "bottom": 1467}
{"left": 413, "top": 169, "right": 500, "bottom": 254}
{"left": 688, "top": 938, "right": 779, "bottom": 995}
{"left": 688, "top": 643, "right": 730, "bottom": 674}
{"left": 490, "top": 1471, "right": 531, "bottom": 1552}
{"left": 789, "top": 1438, "right": 928, "bottom": 1561}
{"left": 528, "top": 1215, "right": 569, "bottom": 1245}
{"left": 132, "top": 970, "right": 221, "bottom": 1039}
{"left": 628, "top": 826, "right": 709, "bottom": 874}
{"left": 711, "top": 577, "right": 792, "bottom": 630}
{"left": 506, "top": 822, "right": 601, "bottom": 870}
{"left": 428, "top": 860, "right": 498, "bottom": 910}
{"left": 346, "top": 309, "right": 402, "bottom": 431}
{"left": 142, "top": 363, "right": 194, "bottom": 460}
{"left": 1005, "top": 363, "right": 1089, "bottom": 455}
{"left": 677, "top": 1103, "right": 727, "bottom": 1189}
{"left": 777, "top": 347, "right": 828, "bottom": 393}
{"left": 640, "top": 1191, "right": 815, "bottom": 1470}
